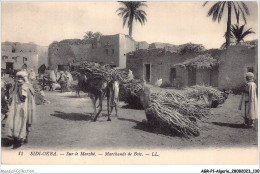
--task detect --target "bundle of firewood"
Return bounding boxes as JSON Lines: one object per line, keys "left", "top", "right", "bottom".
{"left": 143, "top": 90, "right": 209, "bottom": 137}
{"left": 185, "top": 85, "right": 226, "bottom": 105}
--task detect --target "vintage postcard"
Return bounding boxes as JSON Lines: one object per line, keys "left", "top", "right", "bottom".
{"left": 1, "top": 1, "right": 259, "bottom": 167}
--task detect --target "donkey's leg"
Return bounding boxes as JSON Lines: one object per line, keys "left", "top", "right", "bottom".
{"left": 115, "top": 105, "right": 118, "bottom": 118}
{"left": 90, "top": 94, "right": 97, "bottom": 117}
{"left": 94, "top": 95, "right": 103, "bottom": 121}
{"left": 107, "top": 95, "right": 112, "bottom": 121}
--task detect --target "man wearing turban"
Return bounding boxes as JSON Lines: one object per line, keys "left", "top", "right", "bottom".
{"left": 4, "top": 71, "right": 36, "bottom": 148}
{"left": 239, "top": 72, "right": 258, "bottom": 127}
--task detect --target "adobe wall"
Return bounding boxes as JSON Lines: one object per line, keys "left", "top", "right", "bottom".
{"left": 48, "top": 34, "right": 135, "bottom": 69}
{"left": 1, "top": 42, "right": 40, "bottom": 73}
{"left": 218, "top": 45, "right": 257, "bottom": 89}
{"left": 48, "top": 42, "right": 77, "bottom": 69}
{"left": 126, "top": 46, "right": 257, "bottom": 88}
{"left": 70, "top": 44, "right": 92, "bottom": 63}
{"left": 196, "top": 69, "right": 210, "bottom": 86}
{"left": 126, "top": 49, "right": 189, "bottom": 84}
{"left": 92, "top": 34, "right": 120, "bottom": 66}
{"left": 119, "top": 34, "right": 136, "bottom": 68}
{"left": 37, "top": 46, "right": 48, "bottom": 68}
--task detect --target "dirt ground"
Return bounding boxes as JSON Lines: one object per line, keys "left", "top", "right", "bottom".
{"left": 1, "top": 89, "right": 258, "bottom": 150}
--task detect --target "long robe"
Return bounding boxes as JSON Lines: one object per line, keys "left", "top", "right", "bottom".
{"left": 239, "top": 82, "right": 258, "bottom": 120}
{"left": 4, "top": 83, "right": 36, "bottom": 140}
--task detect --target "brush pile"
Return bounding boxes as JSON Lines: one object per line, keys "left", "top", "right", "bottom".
{"left": 185, "top": 85, "right": 226, "bottom": 104}
{"left": 144, "top": 91, "right": 209, "bottom": 137}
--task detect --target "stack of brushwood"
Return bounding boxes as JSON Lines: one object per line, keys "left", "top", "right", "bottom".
{"left": 185, "top": 85, "right": 226, "bottom": 105}
{"left": 75, "top": 61, "right": 144, "bottom": 108}
{"left": 119, "top": 79, "right": 144, "bottom": 109}
{"left": 144, "top": 91, "right": 209, "bottom": 137}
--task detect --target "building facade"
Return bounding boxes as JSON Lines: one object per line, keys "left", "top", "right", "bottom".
{"left": 126, "top": 44, "right": 258, "bottom": 89}
{"left": 48, "top": 33, "right": 136, "bottom": 69}
{"left": 1, "top": 42, "right": 48, "bottom": 74}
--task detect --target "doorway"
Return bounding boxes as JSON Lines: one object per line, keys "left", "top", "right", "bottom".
{"left": 170, "top": 68, "right": 176, "bottom": 83}
{"left": 144, "top": 64, "right": 151, "bottom": 82}
{"left": 6, "top": 62, "right": 14, "bottom": 74}
{"left": 188, "top": 68, "right": 196, "bottom": 86}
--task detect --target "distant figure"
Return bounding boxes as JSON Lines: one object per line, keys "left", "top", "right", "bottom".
{"left": 38, "top": 64, "right": 46, "bottom": 75}
{"left": 238, "top": 72, "right": 258, "bottom": 128}
{"left": 21, "top": 64, "right": 28, "bottom": 72}
{"left": 55, "top": 71, "right": 61, "bottom": 82}
{"left": 128, "top": 69, "right": 134, "bottom": 80}
{"left": 58, "top": 71, "right": 68, "bottom": 93}
{"left": 155, "top": 79, "right": 162, "bottom": 87}
{"left": 49, "top": 70, "right": 57, "bottom": 91}
{"left": 28, "top": 69, "right": 36, "bottom": 81}
{"left": 65, "top": 70, "right": 73, "bottom": 90}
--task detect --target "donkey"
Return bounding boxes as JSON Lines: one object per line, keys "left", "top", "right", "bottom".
{"left": 78, "top": 72, "right": 111, "bottom": 121}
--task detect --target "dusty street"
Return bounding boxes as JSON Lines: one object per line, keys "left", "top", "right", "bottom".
{"left": 2, "top": 90, "right": 258, "bottom": 150}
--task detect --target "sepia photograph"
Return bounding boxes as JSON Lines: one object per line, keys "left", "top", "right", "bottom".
{"left": 1, "top": 0, "right": 259, "bottom": 168}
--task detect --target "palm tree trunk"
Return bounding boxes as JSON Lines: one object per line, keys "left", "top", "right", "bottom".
{"left": 129, "top": 24, "right": 133, "bottom": 37}
{"left": 226, "top": 2, "right": 232, "bottom": 47}
{"left": 129, "top": 18, "right": 133, "bottom": 37}
{"left": 128, "top": 12, "right": 134, "bottom": 37}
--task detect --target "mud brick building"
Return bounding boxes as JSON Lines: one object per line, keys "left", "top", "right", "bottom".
{"left": 1, "top": 42, "right": 48, "bottom": 74}
{"left": 126, "top": 43, "right": 258, "bottom": 89}
{"left": 48, "top": 33, "right": 136, "bottom": 70}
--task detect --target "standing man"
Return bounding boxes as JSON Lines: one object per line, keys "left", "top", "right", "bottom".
{"left": 4, "top": 71, "right": 36, "bottom": 148}
{"left": 239, "top": 72, "right": 258, "bottom": 128}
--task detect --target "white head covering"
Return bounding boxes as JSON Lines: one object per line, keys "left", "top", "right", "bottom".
{"left": 246, "top": 72, "right": 254, "bottom": 82}
{"left": 16, "top": 71, "right": 29, "bottom": 83}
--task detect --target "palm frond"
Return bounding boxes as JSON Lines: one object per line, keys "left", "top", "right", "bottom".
{"left": 202, "top": 1, "right": 209, "bottom": 7}
{"left": 207, "top": 2, "right": 223, "bottom": 22}
{"left": 238, "top": 4, "right": 247, "bottom": 24}
{"left": 241, "top": 28, "right": 255, "bottom": 40}
{"left": 240, "top": 2, "right": 250, "bottom": 15}
{"left": 134, "top": 10, "right": 147, "bottom": 25}
{"left": 231, "top": 24, "right": 255, "bottom": 43}
{"left": 123, "top": 13, "right": 129, "bottom": 28}
{"left": 233, "top": 2, "right": 240, "bottom": 24}
{"left": 220, "top": 42, "right": 227, "bottom": 49}
{"left": 217, "top": 2, "right": 226, "bottom": 22}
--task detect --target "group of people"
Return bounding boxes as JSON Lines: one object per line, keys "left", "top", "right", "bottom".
{"left": 42, "top": 69, "right": 73, "bottom": 92}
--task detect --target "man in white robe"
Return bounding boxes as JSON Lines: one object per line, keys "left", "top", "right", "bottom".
{"left": 239, "top": 72, "right": 258, "bottom": 127}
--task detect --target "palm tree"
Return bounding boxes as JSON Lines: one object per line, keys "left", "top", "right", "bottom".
{"left": 220, "top": 24, "right": 255, "bottom": 49}
{"left": 203, "top": 1, "right": 250, "bottom": 47}
{"left": 83, "top": 31, "right": 102, "bottom": 40}
{"left": 116, "top": 1, "right": 147, "bottom": 37}
{"left": 83, "top": 31, "right": 94, "bottom": 40}
{"left": 231, "top": 24, "right": 255, "bottom": 44}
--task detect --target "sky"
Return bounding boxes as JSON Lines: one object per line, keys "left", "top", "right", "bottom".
{"left": 1, "top": 1, "right": 258, "bottom": 49}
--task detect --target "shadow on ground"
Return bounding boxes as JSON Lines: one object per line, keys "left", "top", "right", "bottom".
{"left": 121, "top": 104, "right": 143, "bottom": 110}
{"left": 64, "top": 95, "right": 81, "bottom": 98}
{"left": 211, "top": 122, "right": 248, "bottom": 129}
{"left": 1, "top": 138, "right": 13, "bottom": 147}
{"left": 133, "top": 121, "right": 178, "bottom": 137}
{"left": 51, "top": 111, "right": 93, "bottom": 121}
{"left": 117, "top": 117, "right": 140, "bottom": 124}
